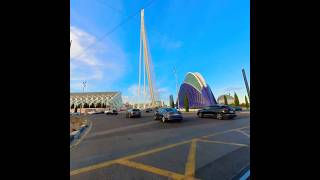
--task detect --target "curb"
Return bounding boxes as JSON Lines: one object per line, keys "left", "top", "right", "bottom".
{"left": 70, "top": 120, "right": 92, "bottom": 150}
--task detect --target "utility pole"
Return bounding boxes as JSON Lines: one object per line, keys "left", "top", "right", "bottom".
{"left": 81, "top": 81, "right": 86, "bottom": 115}
{"left": 242, "top": 69, "right": 250, "bottom": 102}
{"left": 173, "top": 67, "right": 179, "bottom": 109}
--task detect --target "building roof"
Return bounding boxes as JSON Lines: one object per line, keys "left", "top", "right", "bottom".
{"left": 183, "top": 72, "right": 208, "bottom": 93}
{"left": 70, "top": 92, "right": 120, "bottom": 96}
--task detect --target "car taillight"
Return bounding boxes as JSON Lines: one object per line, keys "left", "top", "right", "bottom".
{"left": 223, "top": 108, "right": 229, "bottom": 111}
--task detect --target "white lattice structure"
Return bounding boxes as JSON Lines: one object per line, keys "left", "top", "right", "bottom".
{"left": 70, "top": 92, "right": 123, "bottom": 109}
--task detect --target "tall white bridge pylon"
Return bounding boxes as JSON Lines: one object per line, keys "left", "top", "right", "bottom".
{"left": 137, "top": 9, "right": 159, "bottom": 107}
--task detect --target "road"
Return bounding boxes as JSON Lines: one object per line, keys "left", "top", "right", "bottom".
{"left": 70, "top": 111, "right": 250, "bottom": 180}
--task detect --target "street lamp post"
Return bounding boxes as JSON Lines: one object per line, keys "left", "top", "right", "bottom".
{"left": 81, "top": 81, "right": 86, "bottom": 115}
{"left": 173, "top": 67, "right": 180, "bottom": 110}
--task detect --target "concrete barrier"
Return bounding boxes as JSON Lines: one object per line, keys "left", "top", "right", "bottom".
{"left": 70, "top": 121, "right": 90, "bottom": 144}
{"left": 70, "top": 135, "right": 74, "bottom": 142}
{"left": 70, "top": 130, "right": 80, "bottom": 141}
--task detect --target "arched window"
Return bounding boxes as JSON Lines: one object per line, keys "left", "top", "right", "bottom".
{"left": 89, "top": 103, "right": 95, "bottom": 108}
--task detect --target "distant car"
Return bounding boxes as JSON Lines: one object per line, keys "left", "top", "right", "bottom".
{"left": 231, "top": 106, "right": 242, "bottom": 111}
{"left": 197, "top": 105, "right": 237, "bottom": 120}
{"left": 70, "top": 112, "right": 80, "bottom": 116}
{"left": 154, "top": 108, "right": 183, "bottom": 123}
{"left": 105, "top": 109, "right": 118, "bottom": 115}
{"left": 87, "top": 111, "right": 96, "bottom": 115}
{"left": 87, "top": 110, "right": 104, "bottom": 115}
{"left": 145, "top": 108, "right": 153, "bottom": 113}
{"left": 126, "top": 109, "right": 141, "bottom": 118}
{"left": 95, "top": 110, "right": 104, "bottom": 114}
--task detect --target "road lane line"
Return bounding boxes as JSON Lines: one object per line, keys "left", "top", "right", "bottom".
{"left": 70, "top": 159, "right": 118, "bottom": 176}
{"left": 202, "top": 125, "right": 250, "bottom": 138}
{"left": 123, "top": 140, "right": 191, "bottom": 160}
{"left": 235, "top": 129, "right": 250, "bottom": 138}
{"left": 185, "top": 139, "right": 197, "bottom": 177}
{"left": 70, "top": 126, "right": 250, "bottom": 176}
{"left": 117, "top": 160, "right": 187, "bottom": 180}
{"left": 70, "top": 140, "right": 191, "bottom": 176}
{"left": 198, "top": 139, "right": 249, "bottom": 147}
{"left": 87, "top": 121, "right": 157, "bottom": 138}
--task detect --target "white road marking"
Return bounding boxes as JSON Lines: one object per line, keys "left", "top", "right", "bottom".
{"left": 87, "top": 121, "right": 157, "bottom": 138}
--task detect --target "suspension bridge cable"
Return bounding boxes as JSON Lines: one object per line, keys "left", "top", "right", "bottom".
{"left": 71, "top": 0, "right": 157, "bottom": 59}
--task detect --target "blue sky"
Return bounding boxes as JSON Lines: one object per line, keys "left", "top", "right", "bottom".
{"left": 70, "top": 0, "right": 250, "bottom": 104}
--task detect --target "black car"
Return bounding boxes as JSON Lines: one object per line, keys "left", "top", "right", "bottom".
{"left": 126, "top": 109, "right": 141, "bottom": 118}
{"left": 154, "top": 108, "right": 183, "bottom": 123}
{"left": 145, "top": 108, "right": 153, "bottom": 113}
{"left": 197, "top": 105, "right": 236, "bottom": 120}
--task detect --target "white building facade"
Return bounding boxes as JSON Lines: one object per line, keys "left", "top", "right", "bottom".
{"left": 70, "top": 92, "right": 123, "bottom": 109}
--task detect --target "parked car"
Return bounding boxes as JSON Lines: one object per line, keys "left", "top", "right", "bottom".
{"left": 87, "top": 110, "right": 104, "bottom": 115}
{"left": 154, "top": 108, "right": 183, "bottom": 123}
{"left": 197, "top": 105, "right": 236, "bottom": 120}
{"left": 126, "top": 109, "right": 141, "bottom": 118}
{"left": 70, "top": 112, "right": 80, "bottom": 116}
{"left": 105, "top": 109, "right": 118, "bottom": 115}
{"left": 145, "top": 108, "right": 153, "bottom": 113}
{"left": 232, "top": 106, "right": 243, "bottom": 111}
{"left": 95, "top": 110, "right": 104, "bottom": 114}
{"left": 87, "top": 110, "right": 96, "bottom": 115}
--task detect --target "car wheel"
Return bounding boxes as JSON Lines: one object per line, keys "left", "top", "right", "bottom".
{"left": 162, "top": 117, "right": 166, "bottom": 123}
{"left": 217, "top": 113, "right": 223, "bottom": 120}
{"left": 200, "top": 113, "right": 203, "bottom": 118}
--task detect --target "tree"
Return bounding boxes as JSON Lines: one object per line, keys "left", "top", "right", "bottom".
{"left": 224, "top": 95, "right": 228, "bottom": 105}
{"left": 184, "top": 95, "right": 189, "bottom": 112}
{"left": 96, "top": 102, "right": 102, "bottom": 108}
{"left": 90, "top": 103, "right": 95, "bottom": 108}
{"left": 71, "top": 104, "right": 74, "bottom": 109}
{"left": 169, "top": 95, "right": 174, "bottom": 108}
{"left": 245, "top": 96, "right": 249, "bottom": 109}
{"left": 234, "top": 92, "right": 240, "bottom": 106}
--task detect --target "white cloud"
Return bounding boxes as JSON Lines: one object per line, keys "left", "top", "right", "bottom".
{"left": 70, "top": 26, "right": 127, "bottom": 91}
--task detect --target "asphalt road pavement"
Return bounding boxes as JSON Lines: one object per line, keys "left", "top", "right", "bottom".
{"left": 70, "top": 111, "right": 250, "bottom": 180}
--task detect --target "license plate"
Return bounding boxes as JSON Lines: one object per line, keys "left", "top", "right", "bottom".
{"left": 229, "top": 111, "right": 234, "bottom": 113}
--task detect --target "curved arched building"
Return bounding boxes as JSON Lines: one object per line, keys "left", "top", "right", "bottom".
{"left": 177, "top": 72, "right": 217, "bottom": 108}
